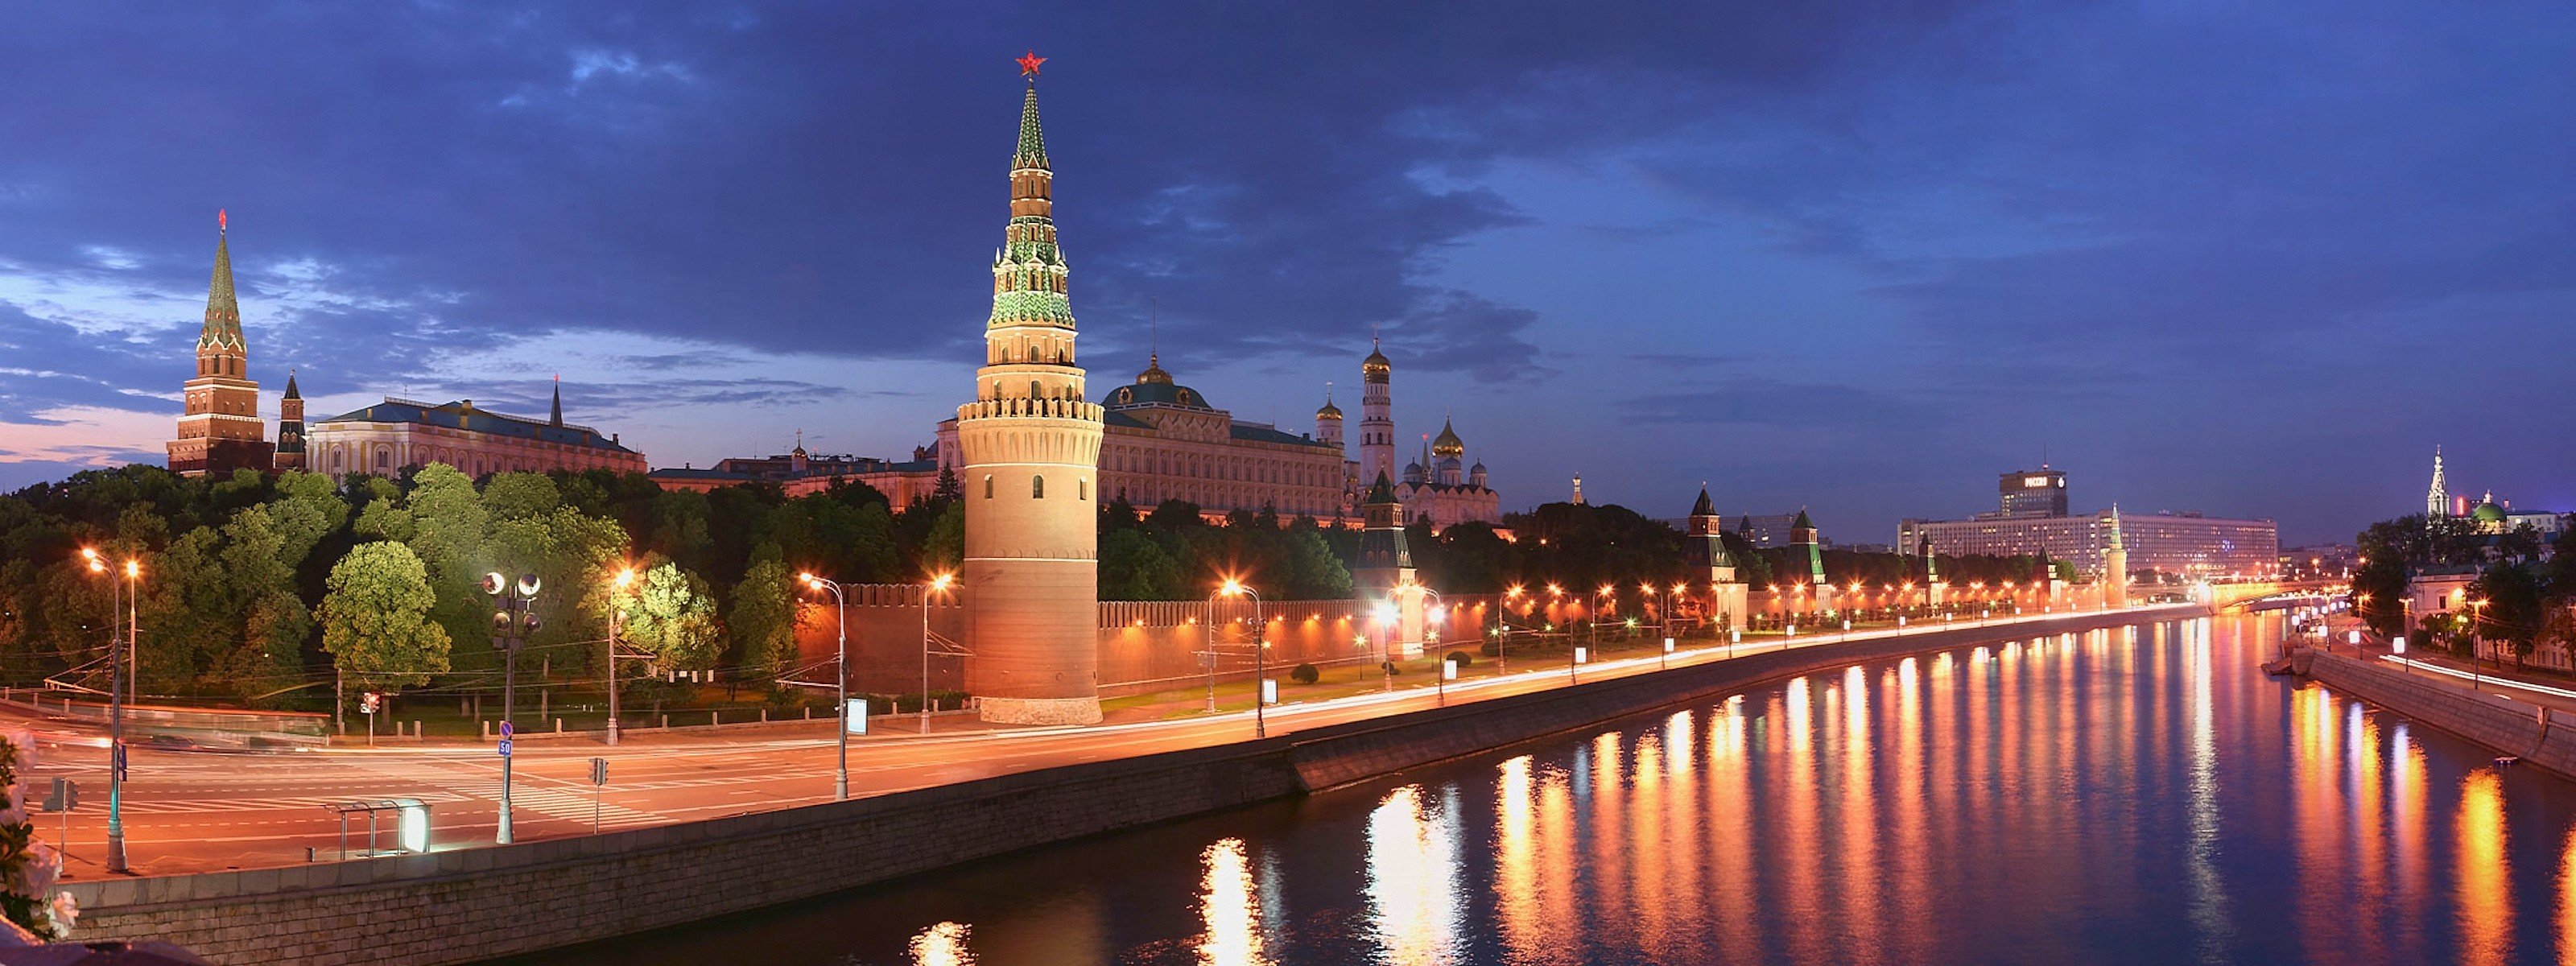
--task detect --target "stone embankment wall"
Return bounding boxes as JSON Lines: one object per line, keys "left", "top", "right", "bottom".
{"left": 63, "top": 607, "right": 2190, "bottom": 965}
{"left": 2301, "top": 649, "right": 2576, "bottom": 781}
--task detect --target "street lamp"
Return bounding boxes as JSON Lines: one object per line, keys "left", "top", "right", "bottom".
{"left": 1373, "top": 600, "right": 1399, "bottom": 691}
{"left": 799, "top": 573, "right": 852, "bottom": 800}
{"left": 922, "top": 572, "right": 955, "bottom": 734}
{"left": 80, "top": 549, "right": 135, "bottom": 873}
{"left": 482, "top": 569, "right": 542, "bottom": 844}
{"left": 1218, "top": 578, "right": 1265, "bottom": 736}
{"left": 606, "top": 568, "right": 635, "bottom": 746}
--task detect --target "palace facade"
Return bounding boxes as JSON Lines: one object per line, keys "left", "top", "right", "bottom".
{"left": 308, "top": 384, "right": 646, "bottom": 478}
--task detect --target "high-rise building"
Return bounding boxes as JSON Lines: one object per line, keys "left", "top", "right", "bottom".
{"left": 167, "top": 212, "right": 275, "bottom": 477}
{"left": 956, "top": 54, "right": 1108, "bottom": 725}
{"left": 1998, "top": 467, "right": 2068, "bottom": 518}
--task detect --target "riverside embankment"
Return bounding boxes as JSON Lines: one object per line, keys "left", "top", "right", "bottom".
{"left": 60, "top": 605, "right": 2196, "bottom": 965}
{"left": 2300, "top": 647, "right": 2576, "bottom": 782}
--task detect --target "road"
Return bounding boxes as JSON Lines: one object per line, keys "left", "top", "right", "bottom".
{"left": 10, "top": 607, "right": 2190, "bottom": 879}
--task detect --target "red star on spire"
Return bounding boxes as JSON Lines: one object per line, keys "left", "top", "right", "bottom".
{"left": 1017, "top": 50, "right": 1046, "bottom": 77}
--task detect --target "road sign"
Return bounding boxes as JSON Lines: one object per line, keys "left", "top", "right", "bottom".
{"left": 110, "top": 744, "right": 126, "bottom": 782}
{"left": 499, "top": 720, "right": 514, "bottom": 738}
{"left": 497, "top": 738, "right": 513, "bottom": 758}
{"left": 41, "top": 778, "right": 76, "bottom": 812}
{"left": 588, "top": 758, "right": 607, "bottom": 786}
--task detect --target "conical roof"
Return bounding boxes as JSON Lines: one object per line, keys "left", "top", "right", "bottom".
{"left": 282, "top": 369, "right": 300, "bottom": 398}
{"left": 1690, "top": 486, "right": 1715, "bottom": 518}
{"left": 1365, "top": 471, "right": 1398, "bottom": 504}
{"left": 199, "top": 219, "right": 244, "bottom": 352}
{"left": 1014, "top": 82, "right": 1049, "bottom": 170}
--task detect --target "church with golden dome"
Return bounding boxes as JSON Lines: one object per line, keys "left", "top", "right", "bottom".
{"left": 1316, "top": 339, "right": 1502, "bottom": 528}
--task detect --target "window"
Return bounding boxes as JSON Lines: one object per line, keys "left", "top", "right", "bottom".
{"left": 984, "top": 474, "right": 994, "bottom": 498}
{"left": 1032, "top": 475, "right": 1046, "bottom": 498}
{"left": 1079, "top": 479, "right": 1088, "bottom": 501}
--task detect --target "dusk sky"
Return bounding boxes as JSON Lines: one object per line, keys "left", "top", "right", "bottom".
{"left": 2, "top": 2, "right": 2570, "bottom": 546}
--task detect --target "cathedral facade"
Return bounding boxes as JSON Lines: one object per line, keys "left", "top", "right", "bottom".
{"left": 1322, "top": 341, "right": 1501, "bottom": 528}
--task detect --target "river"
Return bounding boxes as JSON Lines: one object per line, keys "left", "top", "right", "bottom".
{"left": 510, "top": 614, "right": 2576, "bottom": 965}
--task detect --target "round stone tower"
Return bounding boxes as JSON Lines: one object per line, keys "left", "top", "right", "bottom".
{"left": 958, "top": 53, "right": 1107, "bottom": 724}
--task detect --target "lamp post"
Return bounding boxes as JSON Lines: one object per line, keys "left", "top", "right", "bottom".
{"left": 922, "top": 572, "right": 954, "bottom": 733}
{"left": 607, "top": 568, "right": 635, "bottom": 746}
{"left": 481, "top": 570, "right": 543, "bottom": 844}
{"left": 1219, "top": 579, "right": 1265, "bottom": 736}
{"left": 82, "top": 549, "right": 134, "bottom": 874}
{"left": 799, "top": 574, "right": 852, "bottom": 800}
{"left": 2467, "top": 597, "right": 2487, "bottom": 690}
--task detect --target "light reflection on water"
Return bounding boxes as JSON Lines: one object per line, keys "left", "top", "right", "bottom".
{"left": 515, "top": 617, "right": 2576, "bottom": 966}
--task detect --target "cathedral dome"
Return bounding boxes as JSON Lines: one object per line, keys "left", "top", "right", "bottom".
{"left": 1363, "top": 341, "right": 1391, "bottom": 382}
{"left": 2471, "top": 501, "right": 2508, "bottom": 523}
{"left": 1316, "top": 398, "right": 1343, "bottom": 419}
{"left": 1431, "top": 419, "right": 1464, "bottom": 457}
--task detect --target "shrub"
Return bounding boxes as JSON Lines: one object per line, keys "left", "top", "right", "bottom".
{"left": 1380, "top": 661, "right": 1402, "bottom": 676}
{"left": 1479, "top": 639, "right": 1501, "bottom": 657}
{"left": 1445, "top": 650, "right": 1472, "bottom": 667}
{"left": 1290, "top": 663, "right": 1321, "bottom": 685}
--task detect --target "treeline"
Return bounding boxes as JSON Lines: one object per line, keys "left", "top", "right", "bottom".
{"left": 2352, "top": 513, "right": 2576, "bottom": 666}
{"left": 0, "top": 464, "right": 970, "bottom": 707}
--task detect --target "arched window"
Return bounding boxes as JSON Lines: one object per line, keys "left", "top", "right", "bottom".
{"left": 1032, "top": 475, "right": 1046, "bottom": 498}
{"left": 984, "top": 474, "right": 994, "bottom": 498}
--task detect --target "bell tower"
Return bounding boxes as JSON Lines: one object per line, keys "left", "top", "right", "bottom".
{"left": 957, "top": 52, "right": 1108, "bottom": 724}
{"left": 167, "top": 210, "right": 274, "bottom": 477}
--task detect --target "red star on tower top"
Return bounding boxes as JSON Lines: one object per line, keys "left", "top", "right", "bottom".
{"left": 1017, "top": 50, "right": 1046, "bottom": 77}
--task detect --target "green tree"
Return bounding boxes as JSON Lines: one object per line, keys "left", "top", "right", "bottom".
{"left": 318, "top": 543, "right": 453, "bottom": 690}
{"left": 2472, "top": 562, "right": 2549, "bottom": 671}
{"left": 921, "top": 502, "right": 964, "bottom": 574}
{"left": 1100, "top": 529, "right": 1183, "bottom": 600}
{"left": 621, "top": 563, "right": 723, "bottom": 671}
{"left": 728, "top": 558, "right": 799, "bottom": 688}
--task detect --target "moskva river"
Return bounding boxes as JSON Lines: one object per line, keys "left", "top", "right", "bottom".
{"left": 521, "top": 615, "right": 2576, "bottom": 964}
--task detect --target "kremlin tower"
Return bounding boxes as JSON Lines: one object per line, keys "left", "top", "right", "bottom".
{"left": 956, "top": 52, "right": 1108, "bottom": 724}
{"left": 1359, "top": 339, "right": 1395, "bottom": 486}
{"left": 167, "top": 211, "right": 274, "bottom": 477}
{"left": 272, "top": 370, "right": 305, "bottom": 471}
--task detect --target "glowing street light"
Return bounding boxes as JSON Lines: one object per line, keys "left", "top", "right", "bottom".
{"left": 799, "top": 572, "right": 854, "bottom": 800}
{"left": 921, "top": 572, "right": 956, "bottom": 733}
{"left": 605, "top": 568, "right": 637, "bottom": 745}
{"left": 1216, "top": 578, "right": 1267, "bottom": 736}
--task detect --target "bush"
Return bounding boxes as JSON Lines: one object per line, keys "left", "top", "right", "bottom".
{"left": 1290, "top": 663, "right": 1321, "bottom": 685}
{"left": 1479, "top": 639, "right": 1501, "bottom": 658}
{"left": 1380, "top": 661, "right": 1402, "bottom": 676}
{"left": 1445, "top": 650, "right": 1472, "bottom": 667}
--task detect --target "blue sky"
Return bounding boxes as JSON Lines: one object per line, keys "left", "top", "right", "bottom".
{"left": 2, "top": 2, "right": 2570, "bottom": 545}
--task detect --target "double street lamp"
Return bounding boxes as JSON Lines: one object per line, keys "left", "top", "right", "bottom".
{"left": 481, "top": 570, "right": 543, "bottom": 845}
{"left": 78, "top": 548, "right": 134, "bottom": 874}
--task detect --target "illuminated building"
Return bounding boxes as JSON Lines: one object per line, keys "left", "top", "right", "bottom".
{"left": 307, "top": 383, "right": 645, "bottom": 477}
{"left": 953, "top": 54, "right": 1107, "bottom": 724}
{"left": 166, "top": 212, "right": 275, "bottom": 477}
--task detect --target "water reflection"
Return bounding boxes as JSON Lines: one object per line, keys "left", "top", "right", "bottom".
{"left": 530, "top": 617, "right": 2576, "bottom": 966}
{"left": 908, "top": 922, "right": 972, "bottom": 966}
{"left": 1364, "top": 786, "right": 1461, "bottom": 964}
{"left": 1199, "top": 838, "right": 1269, "bottom": 966}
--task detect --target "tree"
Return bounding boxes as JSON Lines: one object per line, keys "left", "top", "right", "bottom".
{"left": 1100, "top": 530, "right": 1183, "bottom": 600}
{"left": 621, "top": 563, "right": 723, "bottom": 672}
{"left": 318, "top": 543, "right": 453, "bottom": 690}
{"left": 729, "top": 558, "right": 799, "bottom": 688}
{"left": 2472, "top": 562, "right": 2549, "bottom": 671}
{"left": 920, "top": 502, "right": 964, "bottom": 574}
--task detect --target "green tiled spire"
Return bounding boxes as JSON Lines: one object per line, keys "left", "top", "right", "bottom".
{"left": 1015, "top": 83, "right": 1049, "bottom": 170}
{"left": 991, "top": 76, "right": 1075, "bottom": 330}
{"left": 200, "top": 226, "right": 244, "bottom": 352}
